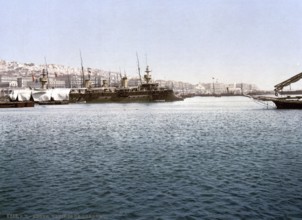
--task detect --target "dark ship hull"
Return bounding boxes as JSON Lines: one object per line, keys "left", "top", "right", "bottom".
{"left": 38, "top": 100, "right": 69, "bottom": 105}
{"left": 0, "top": 101, "right": 34, "bottom": 108}
{"left": 272, "top": 99, "right": 302, "bottom": 109}
{"left": 69, "top": 89, "right": 182, "bottom": 103}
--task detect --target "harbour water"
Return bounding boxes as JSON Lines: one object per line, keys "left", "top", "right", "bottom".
{"left": 0, "top": 96, "right": 302, "bottom": 219}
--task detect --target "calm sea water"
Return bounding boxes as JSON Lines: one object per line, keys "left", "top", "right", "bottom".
{"left": 0, "top": 97, "right": 302, "bottom": 219}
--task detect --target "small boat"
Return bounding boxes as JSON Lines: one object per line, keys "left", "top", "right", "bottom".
{"left": 38, "top": 100, "right": 69, "bottom": 105}
{"left": 0, "top": 93, "right": 34, "bottom": 108}
{"left": 253, "top": 72, "right": 302, "bottom": 109}
{"left": 0, "top": 101, "right": 34, "bottom": 108}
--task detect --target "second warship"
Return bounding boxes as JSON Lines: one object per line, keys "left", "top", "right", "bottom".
{"left": 69, "top": 65, "right": 183, "bottom": 103}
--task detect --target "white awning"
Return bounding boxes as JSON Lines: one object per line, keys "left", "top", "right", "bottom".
{"left": 32, "top": 90, "right": 52, "bottom": 102}
{"left": 51, "top": 88, "right": 71, "bottom": 101}
{"left": 17, "top": 89, "right": 32, "bottom": 101}
{"left": 9, "top": 88, "right": 72, "bottom": 102}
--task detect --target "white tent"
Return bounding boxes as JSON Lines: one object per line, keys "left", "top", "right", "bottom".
{"left": 9, "top": 88, "right": 72, "bottom": 102}
{"left": 17, "top": 89, "right": 32, "bottom": 101}
{"left": 8, "top": 90, "right": 18, "bottom": 101}
{"left": 8, "top": 89, "right": 32, "bottom": 101}
{"left": 31, "top": 90, "right": 52, "bottom": 102}
{"left": 51, "top": 88, "right": 71, "bottom": 101}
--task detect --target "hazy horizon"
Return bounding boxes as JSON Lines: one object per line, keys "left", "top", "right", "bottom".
{"left": 1, "top": 0, "right": 302, "bottom": 89}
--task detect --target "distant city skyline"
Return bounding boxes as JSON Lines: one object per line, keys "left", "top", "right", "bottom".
{"left": 0, "top": 59, "right": 259, "bottom": 96}
{"left": 1, "top": 0, "right": 302, "bottom": 89}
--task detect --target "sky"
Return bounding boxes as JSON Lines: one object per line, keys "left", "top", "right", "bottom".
{"left": 1, "top": 0, "right": 302, "bottom": 89}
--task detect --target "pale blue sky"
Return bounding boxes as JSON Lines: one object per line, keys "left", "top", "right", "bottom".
{"left": 1, "top": 0, "right": 302, "bottom": 89}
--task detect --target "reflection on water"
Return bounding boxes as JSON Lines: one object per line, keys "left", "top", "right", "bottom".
{"left": 0, "top": 97, "right": 302, "bottom": 219}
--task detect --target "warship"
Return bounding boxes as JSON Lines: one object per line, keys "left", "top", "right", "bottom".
{"left": 69, "top": 65, "right": 183, "bottom": 103}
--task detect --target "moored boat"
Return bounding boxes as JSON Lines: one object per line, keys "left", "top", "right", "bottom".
{"left": 252, "top": 72, "right": 302, "bottom": 109}
{"left": 0, "top": 101, "right": 34, "bottom": 108}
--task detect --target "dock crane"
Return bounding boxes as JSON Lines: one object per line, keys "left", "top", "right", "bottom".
{"left": 274, "top": 72, "right": 302, "bottom": 96}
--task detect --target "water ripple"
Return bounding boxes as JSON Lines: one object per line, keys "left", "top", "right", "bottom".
{"left": 0, "top": 97, "right": 302, "bottom": 219}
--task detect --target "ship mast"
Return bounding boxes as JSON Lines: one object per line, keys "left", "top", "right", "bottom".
{"left": 109, "top": 71, "right": 111, "bottom": 87}
{"left": 119, "top": 67, "right": 122, "bottom": 87}
{"left": 44, "top": 57, "right": 49, "bottom": 89}
{"left": 212, "top": 77, "right": 215, "bottom": 95}
{"left": 136, "top": 52, "right": 143, "bottom": 84}
{"left": 80, "top": 50, "right": 85, "bottom": 88}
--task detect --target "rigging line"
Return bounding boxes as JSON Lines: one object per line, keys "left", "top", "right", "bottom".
{"left": 252, "top": 99, "right": 275, "bottom": 109}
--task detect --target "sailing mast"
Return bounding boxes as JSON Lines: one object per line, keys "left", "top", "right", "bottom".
{"left": 212, "top": 77, "right": 215, "bottom": 95}
{"left": 44, "top": 57, "right": 49, "bottom": 89}
{"left": 119, "top": 67, "right": 122, "bottom": 87}
{"left": 136, "top": 52, "right": 143, "bottom": 84}
{"left": 80, "top": 50, "right": 85, "bottom": 87}
{"left": 109, "top": 71, "right": 111, "bottom": 87}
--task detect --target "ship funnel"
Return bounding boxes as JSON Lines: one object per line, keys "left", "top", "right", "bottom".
{"left": 102, "top": 79, "right": 108, "bottom": 87}
{"left": 121, "top": 76, "right": 128, "bottom": 88}
{"left": 40, "top": 69, "right": 48, "bottom": 89}
{"left": 85, "top": 79, "right": 91, "bottom": 88}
